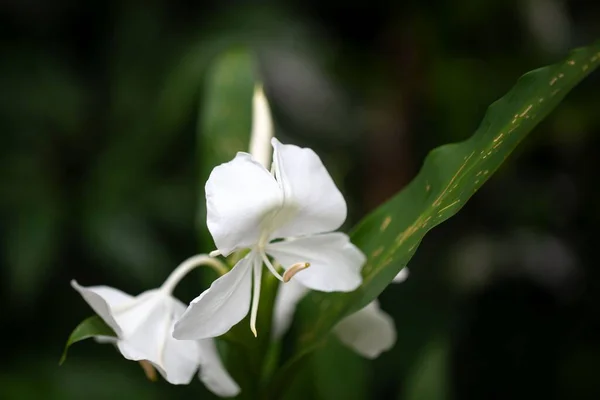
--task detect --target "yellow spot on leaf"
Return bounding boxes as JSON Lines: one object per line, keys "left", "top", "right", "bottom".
{"left": 380, "top": 216, "right": 392, "bottom": 231}
{"left": 432, "top": 152, "right": 473, "bottom": 207}
{"left": 372, "top": 246, "right": 384, "bottom": 258}
{"left": 519, "top": 104, "right": 533, "bottom": 117}
{"left": 437, "top": 199, "right": 461, "bottom": 215}
{"left": 382, "top": 257, "right": 394, "bottom": 267}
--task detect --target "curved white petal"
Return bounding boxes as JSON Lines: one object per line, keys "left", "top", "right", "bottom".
{"left": 248, "top": 85, "right": 274, "bottom": 169}
{"left": 72, "top": 281, "right": 204, "bottom": 385}
{"left": 173, "top": 253, "right": 254, "bottom": 340}
{"left": 333, "top": 300, "right": 396, "bottom": 359}
{"left": 270, "top": 138, "right": 347, "bottom": 238}
{"left": 272, "top": 279, "right": 310, "bottom": 339}
{"left": 393, "top": 268, "right": 410, "bottom": 283}
{"left": 206, "top": 152, "right": 282, "bottom": 256}
{"left": 266, "top": 232, "right": 364, "bottom": 292}
{"left": 115, "top": 295, "right": 200, "bottom": 385}
{"left": 197, "top": 339, "right": 241, "bottom": 397}
{"left": 157, "top": 298, "right": 202, "bottom": 384}
{"left": 71, "top": 280, "right": 134, "bottom": 336}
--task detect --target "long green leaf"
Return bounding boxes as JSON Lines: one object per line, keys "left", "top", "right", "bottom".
{"left": 59, "top": 316, "right": 116, "bottom": 365}
{"left": 274, "top": 42, "right": 600, "bottom": 395}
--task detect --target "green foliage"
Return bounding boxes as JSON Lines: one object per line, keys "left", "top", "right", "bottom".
{"left": 271, "top": 42, "right": 600, "bottom": 397}
{"left": 402, "top": 338, "right": 450, "bottom": 400}
{"left": 60, "top": 316, "right": 116, "bottom": 365}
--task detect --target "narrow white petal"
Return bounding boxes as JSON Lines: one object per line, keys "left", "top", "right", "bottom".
{"left": 393, "top": 268, "right": 410, "bottom": 283}
{"left": 94, "top": 336, "right": 118, "bottom": 344}
{"left": 270, "top": 138, "right": 347, "bottom": 238}
{"left": 333, "top": 300, "right": 396, "bottom": 359}
{"left": 249, "top": 84, "right": 274, "bottom": 169}
{"left": 272, "top": 279, "right": 309, "bottom": 339}
{"left": 173, "top": 253, "right": 254, "bottom": 340}
{"left": 197, "top": 339, "right": 241, "bottom": 397}
{"left": 206, "top": 153, "right": 282, "bottom": 256}
{"left": 266, "top": 232, "right": 364, "bottom": 292}
{"left": 71, "top": 280, "right": 134, "bottom": 336}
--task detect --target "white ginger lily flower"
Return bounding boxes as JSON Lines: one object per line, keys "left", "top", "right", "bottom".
{"left": 71, "top": 255, "right": 240, "bottom": 397}
{"left": 173, "top": 137, "right": 365, "bottom": 339}
{"left": 274, "top": 268, "right": 410, "bottom": 359}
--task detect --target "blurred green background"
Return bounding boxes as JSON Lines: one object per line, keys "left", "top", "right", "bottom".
{"left": 1, "top": 0, "right": 600, "bottom": 399}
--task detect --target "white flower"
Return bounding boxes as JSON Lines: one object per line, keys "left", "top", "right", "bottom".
{"left": 173, "top": 138, "right": 365, "bottom": 339}
{"left": 274, "top": 268, "right": 410, "bottom": 359}
{"left": 71, "top": 255, "right": 240, "bottom": 397}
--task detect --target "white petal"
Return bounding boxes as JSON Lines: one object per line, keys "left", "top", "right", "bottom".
{"left": 71, "top": 280, "right": 134, "bottom": 336}
{"left": 197, "top": 339, "right": 241, "bottom": 397}
{"left": 272, "top": 279, "right": 309, "bottom": 339}
{"left": 173, "top": 253, "right": 254, "bottom": 340}
{"left": 266, "top": 232, "right": 364, "bottom": 292}
{"left": 205, "top": 152, "right": 282, "bottom": 256}
{"left": 158, "top": 298, "right": 203, "bottom": 385}
{"left": 248, "top": 85, "right": 274, "bottom": 169}
{"left": 333, "top": 300, "right": 396, "bottom": 359}
{"left": 117, "top": 296, "right": 201, "bottom": 385}
{"left": 72, "top": 281, "right": 202, "bottom": 385}
{"left": 393, "top": 268, "right": 410, "bottom": 283}
{"left": 270, "top": 138, "right": 347, "bottom": 238}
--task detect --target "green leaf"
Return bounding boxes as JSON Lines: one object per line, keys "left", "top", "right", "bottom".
{"left": 273, "top": 42, "right": 600, "bottom": 395}
{"left": 311, "top": 338, "right": 368, "bottom": 400}
{"left": 60, "top": 316, "right": 117, "bottom": 365}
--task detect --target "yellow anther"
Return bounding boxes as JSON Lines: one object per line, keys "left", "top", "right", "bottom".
{"left": 283, "top": 262, "right": 311, "bottom": 282}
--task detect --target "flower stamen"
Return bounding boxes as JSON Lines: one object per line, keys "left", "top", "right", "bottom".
{"left": 250, "top": 257, "right": 263, "bottom": 337}
{"left": 260, "top": 251, "right": 285, "bottom": 282}
{"left": 283, "top": 262, "right": 311, "bottom": 282}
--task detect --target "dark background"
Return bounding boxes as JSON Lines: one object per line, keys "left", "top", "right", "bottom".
{"left": 1, "top": 0, "right": 599, "bottom": 399}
